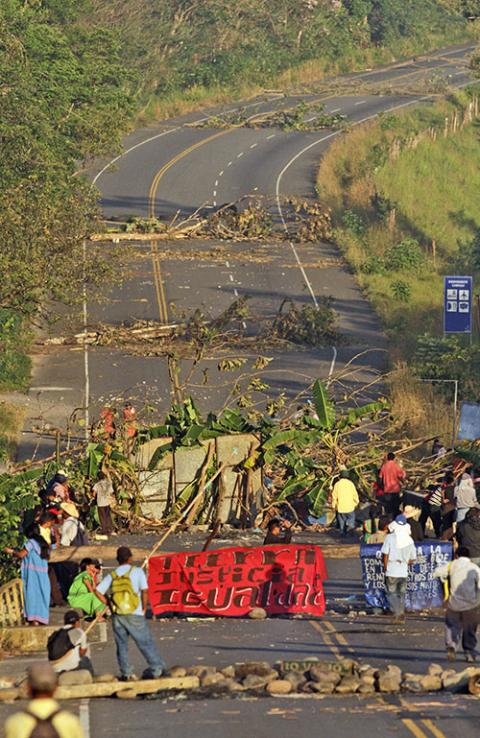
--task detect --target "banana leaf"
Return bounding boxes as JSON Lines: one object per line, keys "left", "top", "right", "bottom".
{"left": 312, "top": 379, "right": 336, "bottom": 430}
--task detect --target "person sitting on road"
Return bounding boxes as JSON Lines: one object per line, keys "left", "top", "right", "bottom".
{"left": 263, "top": 517, "right": 293, "bottom": 545}
{"left": 68, "top": 558, "right": 109, "bottom": 619}
{"left": 365, "top": 515, "right": 391, "bottom": 544}
{"left": 331, "top": 470, "right": 359, "bottom": 537}
{"left": 48, "top": 609, "right": 94, "bottom": 675}
{"left": 4, "top": 662, "right": 84, "bottom": 738}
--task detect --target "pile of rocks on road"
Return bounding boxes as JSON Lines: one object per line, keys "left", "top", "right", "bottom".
{"left": 173, "top": 659, "right": 480, "bottom": 697}
{"left": 1, "top": 659, "right": 479, "bottom": 702}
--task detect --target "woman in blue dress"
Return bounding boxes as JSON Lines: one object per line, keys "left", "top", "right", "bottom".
{"left": 4, "top": 525, "right": 51, "bottom": 625}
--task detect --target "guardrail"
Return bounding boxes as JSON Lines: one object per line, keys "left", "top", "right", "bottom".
{"left": 0, "top": 578, "right": 24, "bottom": 627}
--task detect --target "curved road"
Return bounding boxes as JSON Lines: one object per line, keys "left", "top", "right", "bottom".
{"left": 21, "top": 42, "right": 477, "bottom": 457}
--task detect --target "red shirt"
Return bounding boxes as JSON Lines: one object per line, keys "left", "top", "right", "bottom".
{"left": 380, "top": 460, "right": 406, "bottom": 494}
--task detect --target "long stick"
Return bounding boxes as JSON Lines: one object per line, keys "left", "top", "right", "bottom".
{"left": 142, "top": 464, "right": 225, "bottom": 568}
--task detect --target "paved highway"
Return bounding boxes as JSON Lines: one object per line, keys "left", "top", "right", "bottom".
{"left": 17, "top": 42, "right": 477, "bottom": 459}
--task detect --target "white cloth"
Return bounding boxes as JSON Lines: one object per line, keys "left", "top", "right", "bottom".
{"left": 434, "top": 557, "right": 480, "bottom": 612}
{"left": 455, "top": 475, "right": 478, "bottom": 510}
{"left": 60, "top": 517, "right": 84, "bottom": 547}
{"left": 51, "top": 626, "right": 89, "bottom": 673}
{"left": 97, "top": 565, "right": 147, "bottom": 616}
{"left": 388, "top": 520, "right": 414, "bottom": 549}
{"left": 93, "top": 479, "right": 114, "bottom": 508}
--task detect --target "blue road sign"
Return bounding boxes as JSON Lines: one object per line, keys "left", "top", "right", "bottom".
{"left": 444, "top": 276, "right": 472, "bottom": 334}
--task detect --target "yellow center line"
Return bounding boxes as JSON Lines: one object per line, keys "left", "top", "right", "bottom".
{"left": 421, "top": 719, "right": 448, "bottom": 738}
{"left": 309, "top": 620, "right": 341, "bottom": 659}
{"left": 402, "top": 719, "right": 429, "bottom": 738}
{"left": 321, "top": 619, "right": 355, "bottom": 653}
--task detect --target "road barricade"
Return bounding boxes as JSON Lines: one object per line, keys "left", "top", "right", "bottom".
{"left": 148, "top": 544, "right": 327, "bottom": 617}
{"left": 360, "top": 542, "right": 453, "bottom": 611}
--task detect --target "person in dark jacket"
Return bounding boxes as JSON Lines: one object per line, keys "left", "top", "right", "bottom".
{"left": 456, "top": 508, "right": 480, "bottom": 566}
{"left": 264, "top": 518, "right": 292, "bottom": 545}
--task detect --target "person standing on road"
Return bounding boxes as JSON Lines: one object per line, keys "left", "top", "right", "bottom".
{"left": 92, "top": 471, "right": 115, "bottom": 538}
{"left": 434, "top": 546, "right": 480, "bottom": 663}
{"left": 4, "top": 663, "right": 84, "bottom": 738}
{"left": 331, "top": 470, "right": 359, "bottom": 537}
{"left": 419, "top": 483, "right": 443, "bottom": 538}
{"left": 379, "top": 452, "right": 406, "bottom": 518}
{"left": 456, "top": 508, "right": 480, "bottom": 567}
{"left": 4, "top": 525, "right": 51, "bottom": 626}
{"left": 96, "top": 546, "right": 166, "bottom": 681}
{"left": 381, "top": 514, "right": 417, "bottom": 624}
{"left": 455, "top": 471, "right": 479, "bottom": 524}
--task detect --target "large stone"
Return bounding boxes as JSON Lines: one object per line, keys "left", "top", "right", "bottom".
{"left": 94, "top": 674, "right": 117, "bottom": 684}
{"left": 235, "top": 661, "right": 275, "bottom": 678}
{"left": 168, "top": 666, "right": 188, "bottom": 678}
{"left": 335, "top": 676, "right": 361, "bottom": 694}
{"left": 359, "top": 674, "right": 376, "bottom": 687}
{"left": 309, "top": 664, "right": 336, "bottom": 682}
{"left": 187, "top": 665, "right": 217, "bottom": 678}
{"left": 419, "top": 675, "right": 442, "bottom": 692}
{"left": 201, "top": 673, "right": 226, "bottom": 688}
{"left": 0, "top": 688, "right": 20, "bottom": 702}
{"left": 117, "top": 689, "right": 137, "bottom": 700}
{"left": 221, "top": 665, "right": 236, "bottom": 679}
{"left": 402, "top": 674, "right": 423, "bottom": 693}
{"left": 377, "top": 666, "right": 402, "bottom": 693}
{"left": 428, "top": 663, "right": 444, "bottom": 677}
{"left": 308, "top": 680, "right": 336, "bottom": 694}
{"left": 442, "top": 667, "right": 480, "bottom": 693}
{"left": 358, "top": 682, "right": 376, "bottom": 694}
{"left": 266, "top": 680, "right": 293, "bottom": 695}
{"left": 223, "top": 678, "right": 243, "bottom": 692}
{"left": 243, "top": 674, "right": 272, "bottom": 690}
{"left": 248, "top": 608, "right": 267, "bottom": 620}
{"left": 284, "top": 671, "right": 307, "bottom": 691}
{"left": 58, "top": 670, "right": 93, "bottom": 686}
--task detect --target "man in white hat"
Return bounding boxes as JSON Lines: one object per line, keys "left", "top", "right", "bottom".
{"left": 381, "top": 513, "right": 417, "bottom": 623}
{"left": 403, "top": 505, "right": 424, "bottom": 542}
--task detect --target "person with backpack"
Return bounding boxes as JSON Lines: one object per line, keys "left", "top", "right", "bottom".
{"left": 48, "top": 609, "right": 94, "bottom": 675}
{"left": 59, "top": 503, "right": 89, "bottom": 547}
{"left": 96, "top": 546, "right": 166, "bottom": 681}
{"left": 4, "top": 662, "right": 84, "bottom": 738}
{"left": 4, "top": 525, "right": 51, "bottom": 625}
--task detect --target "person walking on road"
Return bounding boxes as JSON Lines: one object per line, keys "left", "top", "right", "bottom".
{"left": 379, "top": 452, "right": 406, "bottom": 518}
{"left": 4, "top": 524, "right": 51, "bottom": 626}
{"left": 4, "top": 662, "right": 84, "bottom": 738}
{"left": 434, "top": 546, "right": 480, "bottom": 662}
{"left": 97, "top": 546, "right": 166, "bottom": 681}
{"left": 331, "top": 470, "right": 359, "bottom": 536}
{"left": 381, "top": 514, "right": 417, "bottom": 623}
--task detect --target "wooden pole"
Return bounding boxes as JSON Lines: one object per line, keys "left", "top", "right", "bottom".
{"left": 184, "top": 443, "right": 215, "bottom": 526}
{"left": 142, "top": 464, "right": 225, "bottom": 568}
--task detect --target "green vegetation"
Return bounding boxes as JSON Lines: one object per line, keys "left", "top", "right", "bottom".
{"left": 317, "top": 88, "right": 480, "bottom": 399}
{"left": 90, "top": 0, "right": 469, "bottom": 120}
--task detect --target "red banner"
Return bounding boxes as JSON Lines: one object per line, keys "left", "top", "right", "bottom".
{"left": 148, "top": 545, "right": 327, "bottom": 617}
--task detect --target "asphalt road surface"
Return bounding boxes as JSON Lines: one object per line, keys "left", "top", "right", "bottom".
{"left": 16, "top": 41, "right": 477, "bottom": 461}
{"left": 1, "top": 543, "right": 480, "bottom": 738}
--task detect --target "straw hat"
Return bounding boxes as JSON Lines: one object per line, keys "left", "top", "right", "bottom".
{"left": 60, "top": 502, "right": 79, "bottom": 519}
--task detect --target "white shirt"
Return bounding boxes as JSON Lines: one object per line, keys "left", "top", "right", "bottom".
{"left": 381, "top": 532, "right": 417, "bottom": 578}
{"left": 97, "top": 564, "right": 147, "bottom": 616}
{"left": 434, "top": 557, "right": 480, "bottom": 611}
{"left": 455, "top": 478, "right": 478, "bottom": 509}
{"left": 60, "top": 517, "right": 83, "bottom": 547}
{"left": 93, "top": 479, "right": 114, "bottom": 507}
{"left": 51, "top": 626, "right": 89, "bottom": 673}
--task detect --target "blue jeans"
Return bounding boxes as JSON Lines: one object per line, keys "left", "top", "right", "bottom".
{"left": 337, "top": 511, "right": 355, "bottom": 534}
{"left": 385, "top": 576, "right": 407, "bottom": 616}
{"left": 112, "top": 614, "right": 165, "bottom": 678}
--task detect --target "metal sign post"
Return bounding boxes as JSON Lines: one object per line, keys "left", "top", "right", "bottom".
{"left": 444, "top": 276, "right": 473, "bottom": 337}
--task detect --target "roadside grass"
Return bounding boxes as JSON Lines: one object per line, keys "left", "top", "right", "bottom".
{"left": 138, "top": 29, "right": 472, "bottom": 125}
{"left": 0, "top": 401, "right": 24, "bottom": 464}
{"left": 317, "top": 89, "right": 480, "bottom": 361}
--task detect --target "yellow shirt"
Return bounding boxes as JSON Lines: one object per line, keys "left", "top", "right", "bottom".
{"left": 39, "top": 526, "right": 52, "bottom": 545}
{"left": 4, "top": 698, "right": 84, "bottom": 738}
{"left": 331, "top": 479, "right": 359, "bottom": 513}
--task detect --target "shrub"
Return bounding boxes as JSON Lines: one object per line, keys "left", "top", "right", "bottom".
{"left": 342, "top": 210, "right": 366, "bottom": 239}
{"left": 391, "top": 280, "right": 412, "bottom": 302}
{"left": 385, "top": 238, "right": 424, "bottom": 271}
